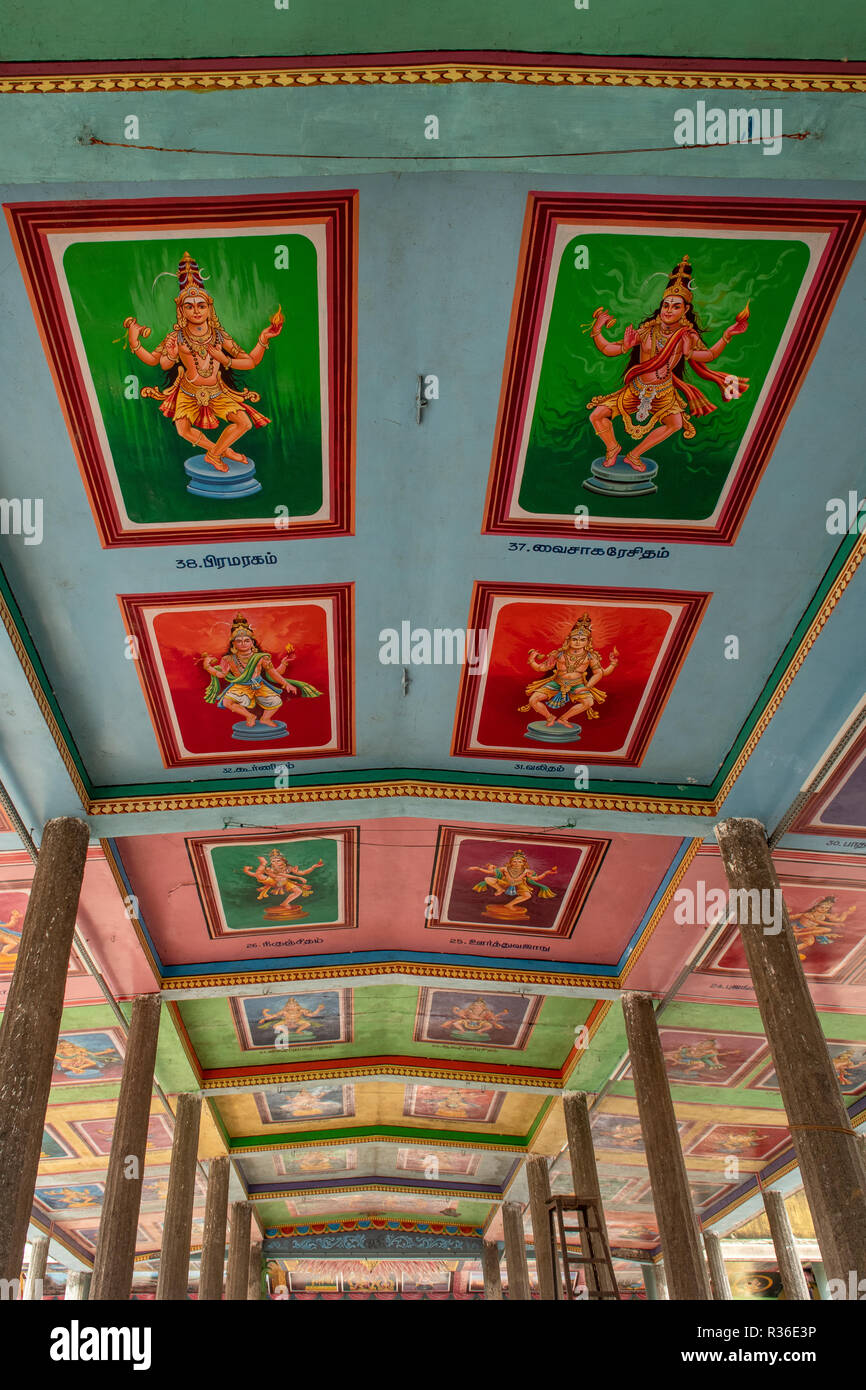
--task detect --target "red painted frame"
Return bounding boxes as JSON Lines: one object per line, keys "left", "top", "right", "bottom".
{"left": 482, "top": 193, "right": 865, "bottom": 544}
{"left": 5, "top": 191, "right": 357, "bottom": 547}
{"left": 450, "top": 580, "right": 710, "bottom": 766}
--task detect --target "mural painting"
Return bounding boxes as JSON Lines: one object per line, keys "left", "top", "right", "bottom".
{"left": 231, "top": 990, "right": 352, "bottom": 1051}
{"left": 707, "top": 875, "right": 866, "bottom": 982}
{"left": 0, "top": 890, "right": 26, "bottom": 974}
{"left": 425, "top": 825, "right": 607, "bottom": 937}
{"left": 254, "top": 1086, "right": 355, "bottom": 1126}
{"left": 40, "top": 1126, "right": 76, "bottom": 1161}
{"left": 792, "top": 724, "right": 866, "bottom": 837}
{"left": 621, "top": 1027, "right": 768, "bottom": 1088}
{"left": 752, "top": 1041, "right": 866, "bottom": 1097}
{"left": 451, "top": 583, "right": 708, "bottom": 765}
{"left": 686, "top": 1124, "right": 791, "bottom": 1163}
{"left": 34, "top": 1183, "right": 104, "bottom": 1213}
{"left": 483, "top": 193, "right": 864, "bottom": 544}
{"left": 275, "top": 1148, "right": 358, "bottom": 1177}
{"left": 6, "top": 192, "right": 357, "bottom": 546}
{"left": 413, "top": 987, "right": 541, "bottom": 1050}
{"left": 188, "top": 826, "right": 357, "bottom": 937}
{"left": 119, "top": 585, "right": 353, "bottom": 767}
{"left": 403, "top": 1086, "right": 505, "bottom": 1125}
{"left": 70, "top": 1113, "right": 174, "bottom": 1157}
{"left": 396, "top": 1148, "right": 481, "bottom": 1177}
{"left": 51, "top": 1029, "right": 126, "bottom": 1086}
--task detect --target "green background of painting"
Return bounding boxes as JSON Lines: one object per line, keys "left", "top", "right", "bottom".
{"left": 63, "top": 233, "right": 323, "bottom": 524}
{"left": 518, "top": 232, "right": 810, "bottom": 521}
{"left": 209, "top": 837, "right": 340, "bottom": 931}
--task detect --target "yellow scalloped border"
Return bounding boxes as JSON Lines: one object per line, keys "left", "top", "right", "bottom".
{"left": 2, "top": 60, "right": 865, "bottom": 96}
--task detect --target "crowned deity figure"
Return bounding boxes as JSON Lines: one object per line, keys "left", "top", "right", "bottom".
{"left": 788, "top": 895, "right": 856, "bottom": 961}
{"left": 0, "top": 908, "right": 22, "bottom": 973}
{"left": 52, "top": 1038, "right": 118, "bottom": 1078}
{"left": 122, "top": 250, "right": 284, "bottom": 475}
{"left": 469, "top": 850, "right": 558, "bottom": 920}
{"left": 586, "top": 254, "right": 750, "bottom": 474}
{"left": 256, "top": 996, "right": 326, "bottom": 1041}
{"left": 521, "top": 611, "right": 619, "bottom": 740}
{"left": 202, "top": 612, "right": 322, "bottom": 741}
{"left": 664, "top": 1038, "right": 727, "bottom": 1078}
{"left": 436, "top": 998, "right": 510, "bottom": 1041}
{"left": 241, "top": 846, "right": 324, "bottom": 919}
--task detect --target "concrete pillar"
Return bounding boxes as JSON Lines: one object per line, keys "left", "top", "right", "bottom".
{"left": 764, "top": 1190, "right": 810, "bottom": 1301}
{"left": 641, "top": 1262, "right": 659, "bottom": 1300}
{"left": 622, "top": 992, "right": 711, "bottom": 1300}
{"left": 704, "top": 1230, "right": 733, "bottom": 1300}
{"left": 65, "top": 1270, "right": 91, "bottom": 1300}
{"left": 89, "top": 994, "right": 162, "bottom": 1300}
{"left": 225, "top": 1201, "right": 252, "bottom": 1301}
{"left": 156, "top": 1093, "right": 201, "bottom": 1301}
{"left": 811, "top": 1260, "right": 831, "bottom": 1301}
{"left": 525, "top": 1155, "right": 556, "bottom": 1300}
{"left": 23, "top": 1235, "right": 49, "bottom": 1300}
{"left": 247, "top": 1241, "right": 262, "bottom": 1300}
{"left": 656, "top": 1263, "right": 669, "bottom": 1300}
{"left": 502, "top": 1201, "right": 531, "bottom": 1301}
{"left": 199, "top": 1155, "right": 230, "bottom": 1301}
{"left": 481, "top": 1240, "right": 503, "bottom": 1300}
{"left": 0, "top": 818, "right": 90, "bottom": 1280}
{"left": 562, "top": 1092, "right": 616, "bottom": 1296}
{"left": 715, "top": 818, "right": 866, "bottom": 1285}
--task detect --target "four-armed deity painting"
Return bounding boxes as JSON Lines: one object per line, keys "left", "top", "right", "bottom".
{"left": 414, "top": 987, "right": 541, "bottom": 1050}
{"left": 451, "top": 582, "right": 708, "bottom": 766}
{"left": 621, "top": 1027, "right": 768, "bottom": 1089}
{"left": 6, "top": 192, "right": 357, "bottom": 546}
{"left": 231, "top": 990, "right": 352, "bottom": 1051}
{"left": 119, "top": 585, "right": 353, "bottom": 767}
{"left": 426, "top": 825, "right": 607, "bottom": 937}
{"left": 707, "top": 874, "right": 866, "bottom": 984}
{"left": 483, "top": 194, "right": 863, "bottom": 544}
{"left": 188, "top": 827, "right": 357, "bottom": 938}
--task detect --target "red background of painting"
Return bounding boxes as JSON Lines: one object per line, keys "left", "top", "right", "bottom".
{"left": 475, "top": 601, "right": 673, "bottom": 755}
{"left": 153, "top": 603, "right": 332, "bottom": 754}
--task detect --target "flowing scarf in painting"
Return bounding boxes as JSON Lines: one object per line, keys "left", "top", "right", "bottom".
{"left": 204, "top": 650, "right": 323, "bottom": 703}
{"left": 623, "top": 326, "right": 749, "bottom": 419}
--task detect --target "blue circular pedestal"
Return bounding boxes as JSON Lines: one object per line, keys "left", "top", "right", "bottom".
{"left": 231, "top": 720, "right": 289, "bottom": 741}
{"left": 184, "top": 454, "right": 262, "bottom": 499}
{"left": 583, "top": 454, "right": 658, "bottom": 498}
{"left": 524, "top": 721, "right": 582, "bottom": 744}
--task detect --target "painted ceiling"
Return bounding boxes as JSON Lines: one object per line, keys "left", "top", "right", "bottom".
{"left": 1, "top": 14, "right": 865, "bottom": 1296}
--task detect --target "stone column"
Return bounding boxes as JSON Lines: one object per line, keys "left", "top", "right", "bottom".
{"left": 715, "top": 818, "right": 866, "bottom": 1284}
{"left": 155, "top": 1093, "right": 201, "bottom": 1301}
{"left": 525, "top": 1155, "right": 556, "bottom": 1300}
{"left": 247, "top": 1241, "right": 262, "bottom": 1300}
{"left": 562, "top": 1091, "right": 616, "bottom": 1296}
{"left": 622, "top": 993, "right": 711, "bottom": 1300}
{"left": 23, "top": 1235, "right": 49, "bottom": 1300}
{"left": 481, "top": 1240, "right": 503, "bottom": 1300}
{"left": 502, "top": 1201, "right": 531, "bottom": 1301}
{"left": 89, "top": 994, "right": 162, "bottom": 1300}
{"left": 764, "top": 1190, "right": 810, "bottom": 1301}
{"left": 0, "top": 817, "right": 90, "bottom": 1280}
{"left": 199, "top": 1155, "right": 230, "bottom": 1301}
{"left": 225, "top": 1201, "right": 252, "bottom": 1301}
{"left": 704, "top": 1231, "right": 733, "bottom": 1300}
{"left": 656, "top": 1263, "right": 669, "bottom": 1300}
{"left": 65, "top": 1270, "right": 91, "bottom": 1300}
